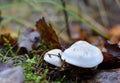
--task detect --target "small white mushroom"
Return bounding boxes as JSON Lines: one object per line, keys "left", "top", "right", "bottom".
{"left": 18, "top": 30, "right": 41, "bottom": 52}
{"left": 61, "top": 41, "right": 103, "bottom": 68}
{"left": 19, "top": 40, "right": 33, "bottom": 52}
{"left": 28, "top": 31, "right": 41, "bottom": 42}
{"left": 44, "top": 49, "right": 63, "bottom": 67}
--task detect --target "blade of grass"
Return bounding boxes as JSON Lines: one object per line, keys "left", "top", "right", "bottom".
{"left": 0, "top": 0, "right": 110, "bottom": 39}
{"left": 61, "top": 0, "right": 70, "bottom": 39}
{"left": 2, "top": 15, "right": 34, "bottom": 28}
{"left": 36, "top": 0, "right": 110, "bottom": 39}
{"left": 0, "top": 1, "right": 27, "bottom": 9}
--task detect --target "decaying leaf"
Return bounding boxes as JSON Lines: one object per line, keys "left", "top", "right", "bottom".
{"left": 0, "top": 27, "right": 17, "bottom": 37}
{"left": 69, "top": 21, "right": 91, "bottom": 41}
{"left": 87, "top": 36, "right": 104, "bottom": 50}
{"left": 98, "top": 41, "right": 120, "bottom": 69}
{"left": 0, "top": 34, "right": 17, "bottom": 46}
{"left": 109, "top": 25, "right": 120, "bottom": 44}
{"left": 69, "top": 22, "right": 82, "bottom": 40}
{"left": 36, "top": 17, "right": 61, "bottom": 49}
{"left": 109, "top": 25, "right": 120, "bottom": 37}
{"left": 98, "top": 52, "right": 120, "bottom": 69}
{"left": 104, "top": 41, "right": 120, "bottom": 58}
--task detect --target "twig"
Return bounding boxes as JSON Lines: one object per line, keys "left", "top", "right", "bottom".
{"left": 61, "top": 0, "right": 71, "bottom": 39}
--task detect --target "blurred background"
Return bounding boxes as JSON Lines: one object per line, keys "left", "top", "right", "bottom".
{"left": 0, "top": 0, "right": 120, "bottom": 41}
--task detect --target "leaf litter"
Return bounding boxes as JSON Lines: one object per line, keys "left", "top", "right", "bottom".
{"left": 0, "top": 16, "right": 120, "bottom": 83}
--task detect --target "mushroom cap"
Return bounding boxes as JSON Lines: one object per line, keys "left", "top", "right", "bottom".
{"left": 44, "top": 49, "right": 62, "bottom": 67}
{"left": 61, "top": 41, "right": 103, "bottom": 68}
{"left": 19, "top": 40, "right": 33, "bottom": 52}
{"left": 28, "top": 31, "right": 40, "bottom": 42}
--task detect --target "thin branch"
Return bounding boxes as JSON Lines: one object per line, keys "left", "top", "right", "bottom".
{"left": 61, "top": 0, "right": 71, "bottom": 39}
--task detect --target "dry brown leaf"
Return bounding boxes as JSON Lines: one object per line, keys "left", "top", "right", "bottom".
{"left": 70, "top": 21, "right": 87, "bottom": 41}
{"left": 109, "top": 25, "right": 120, "bottom": 44}
{"left": 0, "top": 27, "right": 17, "bottom": 37}
{"left": 98, "top": 52, "right": 120, "bottom": 69}
{"left": 109, "top": 25, "right": 120, "bottom": 37}
{"left": 87, "top": 36, "right": 104, "bottom": 50}
{"left": 0, "top": 34, "right": 17, "bottom": 46}
{"left": 70, "top": 24, "right": 81, "bottom": 40}
{"left": 36, "top": 17, "right": 61, "bottom": 49}
{"left": 104, "top": 41, "right": 120, "bottom": 58}
{"left": 98, "top": 41, "right": 120, "bottom": 69}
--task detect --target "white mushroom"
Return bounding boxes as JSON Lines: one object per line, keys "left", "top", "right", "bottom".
{"left": 44, "top": 49, "right": 63, "bottom": 67}
{"left": 61, "top": 41, "right": 103, "bottom": 68}
{"left": 19, "top": 40, "right": 33, "bottom": 52}
{"left": 18, "top": 30, "right": 41, "bottom": 52}
{"left": 28, "top": 31, "right": 40, "bottom": 42}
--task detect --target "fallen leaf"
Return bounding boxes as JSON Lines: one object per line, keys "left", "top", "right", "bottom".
{"left": 87, "top": 36, "right": 104, "bottom": 50}
{"left": 0, "top": 34, "right": 17, "bottom": 46}
{"left": 69, "top": 21, "right": 88, "bottom": 41}
{"left": 0, "top": 27, "right": 17, "bottom": 38}
{"left": 36, "top": 17, "right": 61, "bottom": 49}
{"left": 104, "top": 41, "right": 120, "bottom": 58}
{"left": 109, "top": 25, "right": 120, "bottom": 44}
{"left": 98, "top": 52, "right": 120, "bottom": 69}
{"left": 109, "top": 25, "right": 120, "bottom": 37}
{"left": 70, "top": 22, "right": 81, "bottom": 40}
{"left": 98, "top": 41, "right": 120, "bottom": 69}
